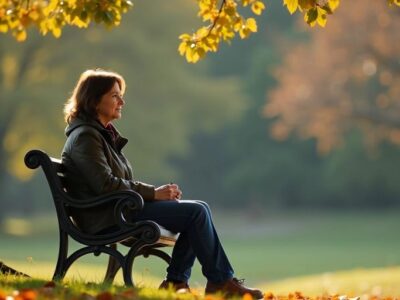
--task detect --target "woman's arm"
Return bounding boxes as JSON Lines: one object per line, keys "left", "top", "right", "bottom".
{"left": 68, "top": 128, "right": 155, "bottom": 200}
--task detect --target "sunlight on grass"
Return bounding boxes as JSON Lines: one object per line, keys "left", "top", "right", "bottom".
{"left": 2, "top": 267, "right": 400, "bottom": 300}
{"left": 5, "top": 260, "right": 400, "bottom": 298}
{"left": 5, "top": 260, "right": 163, "bottom": 288}
{"left": 0, "top": 274, "right": 202, "bottom": 299}
{"left": 263, "top": 266, "right": 400, "bottom": 297}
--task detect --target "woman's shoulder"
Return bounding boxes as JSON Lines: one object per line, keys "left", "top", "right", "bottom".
{"left": 68, "top": 124, "right": 100, "bottom": 138}
{"left": 66, "top": 117, "right": 104, "bottom": 139}
{"left": 73, "top": 124, "right": 101, "bottom": 135}
{"left": 63, "top": 125, "right": 105, "bottom": 157}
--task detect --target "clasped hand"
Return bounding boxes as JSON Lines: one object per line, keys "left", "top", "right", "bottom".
{"left": 154, "top": 183, "right": 182, "bottom": 201}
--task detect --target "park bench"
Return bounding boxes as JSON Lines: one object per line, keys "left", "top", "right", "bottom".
{"left": 24, "top": 149, "right": 178, "bottom": 286}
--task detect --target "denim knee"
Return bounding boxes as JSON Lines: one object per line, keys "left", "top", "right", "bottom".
{"left": 195, "top": 200, "right": 212, "bottom": 216}
{"left": 189, "top": 202, "right": 209, "bottom": 223}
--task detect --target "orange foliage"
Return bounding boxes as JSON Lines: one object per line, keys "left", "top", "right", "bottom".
{"left": 265, "top": 0, "right": 400, "bottom": 153}
{"left": 0, "top": 286, "right": 399, "bottom": 300}
{"left": 96, "top": 292, "right": 114, "bottom": 300}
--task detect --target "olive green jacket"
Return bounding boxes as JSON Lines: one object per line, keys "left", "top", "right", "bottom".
{"left": 62, "top": 116, "right": 155, "bottom": 234}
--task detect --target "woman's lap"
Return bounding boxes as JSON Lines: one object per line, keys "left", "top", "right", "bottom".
{"left": 133, "top": 199, "right": 210, "bottom": 233}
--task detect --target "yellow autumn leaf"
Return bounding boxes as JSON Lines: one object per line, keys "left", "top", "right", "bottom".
{"left": 204, "top": 34, "right": 218, "bottom": 47}
{"left": 196, "top": 46, "right": 206, "bottom": 59}
{"left": 298, "top": 0, "right": 315, "bottom": 10}
{"left": 316, "top": 6, "right": 327, "bottom": 27}
{"left": 66, "top": 0, "right": 78, "bottom": 7}
{"left": 43, "top": 0, "right": 59, "bottom": 15}
{"left": 52, "top": 26, "right": 62, "bottom": 38}
{"left": 0, "top": 24, "right": 8, "bottom": 33}
{"left": 328, "top": 0, "right": 340, "bottom": 11}
{"left": 239, "top": 28, "right": 250, "bottom": 39}
{"left": 199, "top": 1, "right": 210, "bottom": 11}
{"left": 239, "top": 19, "right": 257, "bottom": 39}
{"left": 9, "top": 19, "right": 20, "bottom": 29}
{"left": 179, "top": 33, "right": 192, "bottom": 41}
{"left": 178, "top": 41, "right": 188, "bottom": 56}
{"left": 233, "top": 17, "right": 243, "bottom": 31}
{"left": 241, "top": 0, "right": 252, "bottom": 6}
{"left": 201, "top": 11, "right": 213, "bottom": 21}
{"left": 186, "top": 46, "right": 204, "bottom": 63}
{"left": 71, "top": 17, "right": 90, "bottom": 28}
{"left": 284, "top": 0, "right": 299, "bottom": 14}
{"left": 15, "top": 30, "right": 27, "bottom": 41}
{"left": 39, "top": 21, "right": 49, "bottom": 35}
{"left": 304, "top": 7, "right": 318, "bottom": 26}
{"left": 251, "top": 1, "right": 265, "bottom": 15}
{"left": 246, "top": 17, "right": 257, "bottom": 32}
{"left": 224, "top": 3, "right": 237, "bottom": 16}
{"left": 29, "top": 10, "right": 40, "bottom": 21}
{"left": 195, "top": 26, "right": 209, "bottom": 39}
{"left": 199, "top": 1, "right": 216, "bottom": 20}
{"left": 216, "top": 15, "right": 230, "bottom": 26}
{"left": 185, "top": 46, "right": 194, "bottom": 63}
{"left": 221, "top": 27, "right": 235, "bottom": 41}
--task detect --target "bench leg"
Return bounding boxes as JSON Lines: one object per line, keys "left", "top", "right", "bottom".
{"left": 104, "top": 244, "right": 120, "bottom": 284}
{"left": 53, "top": 229, "right": 69, "bottom": 281}
{"left": 122, "top": 240, "right": 148, "bottom": 286}
{"left": 122, "top": 245, "right": 173, "bottom": 286}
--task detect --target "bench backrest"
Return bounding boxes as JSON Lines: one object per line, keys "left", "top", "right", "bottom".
{"left": 25, "top": 150, "right": 66, "bottom": 195}
{"left": 24, "top": 150, "right": 74, "bottom": 228}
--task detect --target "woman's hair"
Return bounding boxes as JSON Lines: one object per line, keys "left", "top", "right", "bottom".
{"left": 64, "top": 69, "right": 126, "bottom": 123}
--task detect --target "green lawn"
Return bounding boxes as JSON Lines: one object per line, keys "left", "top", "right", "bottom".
{"left": 265, "top": 266, "right": 400, "bottom": 296}
{"left": 1, "top": 210, "right": 400, "bottom": 290}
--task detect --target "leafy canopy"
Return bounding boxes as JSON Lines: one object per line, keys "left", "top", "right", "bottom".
{"left": 0, "top": 0, "right": 399, "bottom": 63}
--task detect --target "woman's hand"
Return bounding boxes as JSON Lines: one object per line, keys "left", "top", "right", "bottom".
{"left": 154, "top": 183, "right": 182, "bottom": 201}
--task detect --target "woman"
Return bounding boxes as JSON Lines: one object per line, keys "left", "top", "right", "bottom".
{"left": 62, "top": 69, "right": 263, "bottom": 298}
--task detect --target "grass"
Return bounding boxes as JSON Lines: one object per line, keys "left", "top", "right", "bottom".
{"left": 1, "top": 267, "right": 400, "bottom": 299}
{"left": 1, "top": 210, "right": 400, "bottom": 290}
{"left": 0, "top": 274, "right": 193, "bottom": 300}
{"left": 265, "top": 266, "right": 400, "bottom": 296}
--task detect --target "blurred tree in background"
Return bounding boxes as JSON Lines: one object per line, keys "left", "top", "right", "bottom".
{"left": 265, "top": 0, "right": 400, "bottom": 154}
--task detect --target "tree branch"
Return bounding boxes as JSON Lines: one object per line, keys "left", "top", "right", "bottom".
{"left": 205, "top": 0, "right": 227, "bottom": 38}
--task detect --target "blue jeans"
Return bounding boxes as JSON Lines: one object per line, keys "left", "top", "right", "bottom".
{"left": 134, "top": 200, "right": 234, "bottom": 283}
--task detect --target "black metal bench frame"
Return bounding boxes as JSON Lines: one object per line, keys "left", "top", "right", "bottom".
{"left": 24, "top": 149, "right": 178, "bottom": 286}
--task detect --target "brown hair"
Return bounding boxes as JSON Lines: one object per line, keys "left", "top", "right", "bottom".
{"left": 64, "top": 69, "right": 126, "bottom": 123}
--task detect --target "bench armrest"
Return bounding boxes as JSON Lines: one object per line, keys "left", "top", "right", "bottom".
{"left": 63, "top": 190, "right": 143, "bottom": 210}
{"left": 62, "top": 190, "right": 144, "bottom": 228}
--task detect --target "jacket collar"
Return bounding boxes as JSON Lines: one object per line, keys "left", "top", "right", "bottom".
{"left": 65, "top": 116, "right": 128, "bottom": 152}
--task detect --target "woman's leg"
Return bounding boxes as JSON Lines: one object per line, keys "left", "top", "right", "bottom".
{"left": 134, "top": 200, "right": 234, "bottom": 283}
{"left": 166, "top": 231, "right": 195, "bottom": 281}
{"left": 165, "top": 200, "right": 222, "bottom": 281}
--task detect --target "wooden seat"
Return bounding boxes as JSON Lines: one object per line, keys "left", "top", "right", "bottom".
{"left": 24, "top": 149, "right": 178, "bottom": 286}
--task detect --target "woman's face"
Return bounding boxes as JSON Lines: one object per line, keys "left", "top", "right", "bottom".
{"left": 96, "top": 81, "right": 125, "bottom": 126}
